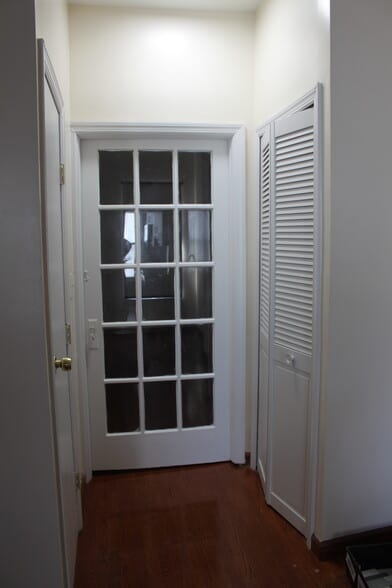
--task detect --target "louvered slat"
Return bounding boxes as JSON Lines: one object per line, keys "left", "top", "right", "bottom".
{"left": 274, "top": 122, "right": 314, "bottom": 356}
{"left": 260, "top": 135, "right": 271, "bottom": 338}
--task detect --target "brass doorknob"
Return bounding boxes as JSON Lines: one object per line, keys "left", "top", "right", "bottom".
{"left": 54, "top": 356, "right": 72, "bottom": 371}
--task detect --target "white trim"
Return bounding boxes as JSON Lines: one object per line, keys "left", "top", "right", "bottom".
{"left": 306, "top": 83, "right": 324, "bottom": 547}
{"left": 257, "top": 457, "right": 266, "bottom": 488}
{"left": 101, "top": 318, "right": 215, "bottom": 328}
{"left": 228, "top": 126, "right": 247, "bottom": 464}
{"left": 98, "top": 204, "right": 214, "bottom": 211}
{"left": 71, "top": 122, "right": 247, "bottom": 477}
{"left": 103, "top": 374, "right": 216, "bottom": 384}
{"left": 255, "top": 87, "right": 316, "bottom": 136}
{"left": 266, "top": 120, "right": 276, "bottom": 508}
{"left": 269, "top": 493, "right": 306, "bottom": 535}
{"left": 72, "top": 122, "right": 243, "bottom": 140}
{"left": 250, "top": 130, "right": 262, "bottom": 471}
{"left": 252, "top": 85, "right": 323, "bottom": 545}
{"left": 100, "top": 262, "right": 215, "bottom": 269}
{"left": 71, "top": 132, "right": 93, "bottom": 482}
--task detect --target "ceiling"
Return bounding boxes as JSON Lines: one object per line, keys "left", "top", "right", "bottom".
{"left": 67, "top": 0, "right": 261, "bottom": 12}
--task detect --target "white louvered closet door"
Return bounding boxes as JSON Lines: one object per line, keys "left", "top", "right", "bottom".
{"left": 257, "top": 128, "right": 271, "bottom": 489}
{"left": 268, "top": 108, "right": 315, "bottom": 535}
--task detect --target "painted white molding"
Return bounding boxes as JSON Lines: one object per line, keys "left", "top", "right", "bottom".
{"left": 228, "top": 125, "right": 247, "bottom": 464}
{"left": 249, "top": 129, "right": 261, "bottom": 471}
{"left": 71, "top": 122, "right": 244, "bottom": 140}
{"left": 307, "top": 82, "right": 324, "bottom": 547}
{"left": 71, "top": 122, "right": 247, "bottom": 478}
{"left": 255, "top": 86, "right": 317, "bottom": 136}
{"left": 71, "top": 132, "right": 93, "bottom": 482}
{"left": 252, "top": 84, "right": 324, "bottom": 545}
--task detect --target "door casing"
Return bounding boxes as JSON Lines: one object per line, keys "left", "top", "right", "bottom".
{"left": 252, "top": 85, "right": 323, "bottom": 545}
{"left": 71, "top": 123, "right": 247, "bottom": 480}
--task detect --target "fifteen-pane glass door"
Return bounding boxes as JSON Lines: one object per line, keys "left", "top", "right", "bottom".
{"left": 81, "top": 138, "right": 231, "bottom": 470}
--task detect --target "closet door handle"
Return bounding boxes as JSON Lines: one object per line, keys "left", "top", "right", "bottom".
{"left": 285, "top": 353, "right": 295, "bottom": 366}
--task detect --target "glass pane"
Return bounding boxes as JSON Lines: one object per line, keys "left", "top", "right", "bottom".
{"left": 140, "top": 210, "right": 173, "bottom": 263}
{"left": 182, "top": 379, "right": 213, "bottom": 427}
{"left": 99, "top": 151, "right": 133, "bottom": 204}
{"left": 181, "top": 324, "right": 213, "bottom": 374}
{"left": 139, "top": 151, "right": 173, "bottom": 204}
{"left": 179, "top": 152, "right": 211, "bottom": 204}
{"left": 105, "top": 383, "right": 139, "bottom": 433}
{"left": 144, "top": 381, "right": 177, "bottom": 430}
{"left": 180, "top": 267, "right": 212, "bottom": 319}
{"left": 101, "top": 210, "right": 135, "bottom": 264}
{"left": 141, "top": 268, "right": 174, "bottom": 320}
{"left": 104, "top": 328, "right": 138, "bottom": 378}
{"left": 180, "top": 210, "right": 211, "bottom": 262}
{"left": 102, "top": 270, "right": 136, "bottom": 322}
{"left": 143, "top": 326, "right": 175, "bottom": 376}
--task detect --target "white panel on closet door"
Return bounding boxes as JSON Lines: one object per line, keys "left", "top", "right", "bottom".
{"left": 260, "top": 128, "right": 271, "bottom": 343}
{"left": 257, "top": 126, "right": 271, "bottom": 487}
{"left": 274, "top": 110, "right": 314, "bottom": 359}
{"left": 269, "top": 107, "right": 315, "bottom": 535}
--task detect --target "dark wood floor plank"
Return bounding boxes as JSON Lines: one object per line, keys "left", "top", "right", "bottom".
{"left": 74, "top": 463, "right": 349, "bottom": 588}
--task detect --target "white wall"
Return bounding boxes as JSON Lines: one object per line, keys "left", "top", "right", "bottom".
{"left": 35, "top": 1, "right": 86, "bottom": 482}
{"left": 69, "top": 5, "right": 254, "bottom": 124}
{"left": 0, "top": 1, "right": 64, "bottom": 585}
{"left": 317, "top": 0, "right": 392, "bottom": 540}
{"left": 69, "top": 3, "right": 255, "bottom": 446}
{"left": 249, "top": 0, "right": 331, "bottom": 478}
{"left": 253, "top": 0, "right": 330, "bottom": 124}
{"left": 67, "top": 1, "right": 331, "bottom": 458}
{"left": 11, "top": 0, "right": 391, "bottom": 557}
{"left": 36, "top": 0, "right": 71, "bottom": 116}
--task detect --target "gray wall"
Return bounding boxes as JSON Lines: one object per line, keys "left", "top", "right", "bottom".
{"left": 317, "top": 0, "right": 392, "bottom": 540}
{"left": 0, "top": 1, "right": 64, "bottom": 585}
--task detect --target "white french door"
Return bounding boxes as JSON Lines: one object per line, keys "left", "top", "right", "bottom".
{"left": 257, "top": 102, "right": 320, "bottom": 537}
{"left": 81, "top": 138, "right": 232, "bottom": 470}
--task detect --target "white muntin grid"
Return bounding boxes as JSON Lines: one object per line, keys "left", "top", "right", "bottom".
{"left": 99, "top": 149, "right": 215, "bottom": 433}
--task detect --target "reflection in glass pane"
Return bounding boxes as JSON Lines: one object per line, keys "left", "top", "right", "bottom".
{"left": 180, "top": 210, "right": 211, "bottom": 262}
{"left": 99, "top": 151, "right": 133, "bottom": 205}
{"left": 104, "top": 328, "right": 138, "bottom": 378}
{"left": 179, "top": 152, "right": 211, "bottom": 204}
{"left": 102, "top": 270, "right": 136, "bottom": 322}
{"left": 141, "top": 268, "right": 174, "bottom": 321}
{"left": 144, "top": 381, "right": 177, "bottom": 430}
{"left": 182, "top": 379, "right": 213, "bottom": 427}
{"left": 180, "top": 267, "right": 212, "bottom": 319}
{"left": 106, "top": 383, "right": 139, "bottom": 433}
{"left": 139, "top": 151, "right": 173, "bottom": 204}
{"left": 181, "top": 324, "right": 213, "bottom": 374}
{"left": 140, "top": 210, "right": 173, "bottom": 263}
{"left": 101, "top": 210, "right": 135, "bottom": 264}
{"left": 143, "top": 327, "right": 175, "bottom": 376}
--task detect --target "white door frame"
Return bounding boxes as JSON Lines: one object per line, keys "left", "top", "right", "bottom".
{"left": 251, "top": 84, "right": 323, "bottom": 545}
{"left": 71, "top": 123, "right": 247, "bottom": 480}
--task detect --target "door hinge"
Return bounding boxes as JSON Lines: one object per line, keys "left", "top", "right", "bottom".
{"left": 65, "top": 323, "right": 72, "bottom": 345}
{"left": 60, "top": 163, "right": 65, "bottom": 186}
{"left": 75, "top": 473, "right": 85, "bottom": 491}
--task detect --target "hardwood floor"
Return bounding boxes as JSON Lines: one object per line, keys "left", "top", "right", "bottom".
{"left": 74, "top": 463, "right": 349, "bottom": 587}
